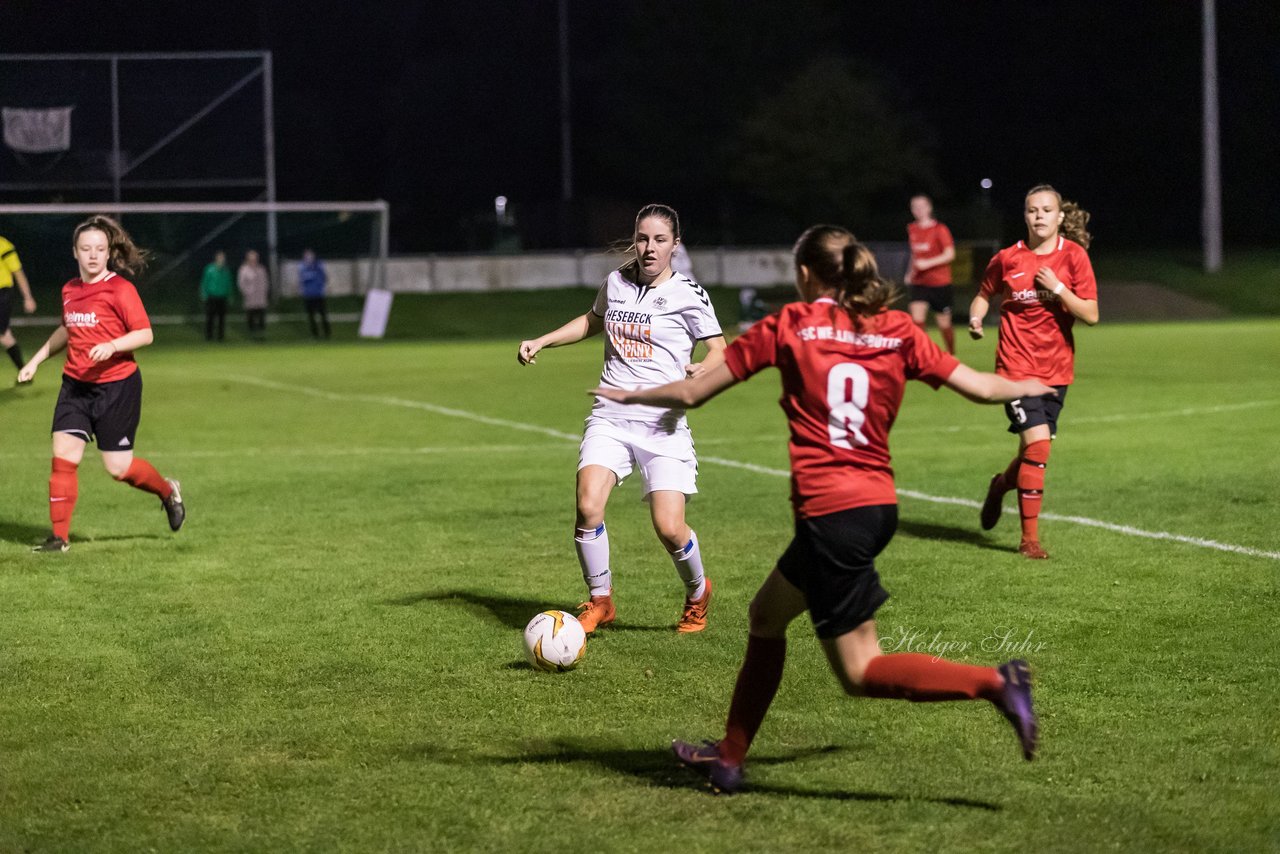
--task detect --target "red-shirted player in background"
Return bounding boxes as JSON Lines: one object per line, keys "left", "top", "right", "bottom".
{"left": 17, "top": 215, "right": 185, "bottom": 553}
{"left": 595, "top": 225, "right": 1052, "bottom": 793}
{"left": 905, "top": 194, "right": 956, "bottom": 353}
{"left": 969, "top": 185, "right": 1098, "bottom": 560}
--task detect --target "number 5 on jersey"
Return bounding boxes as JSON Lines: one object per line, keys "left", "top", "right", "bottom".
{"left": 827, "top": 363, "right": 870, "bottom": 449}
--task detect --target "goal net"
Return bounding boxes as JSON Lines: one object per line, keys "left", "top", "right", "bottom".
{"left": 0, "top": 201, "right": 388, "bottom": 320}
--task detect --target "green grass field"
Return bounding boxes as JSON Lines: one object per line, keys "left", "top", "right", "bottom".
{"left": 1, "top": 307, "right": 1278, "bottom": 852}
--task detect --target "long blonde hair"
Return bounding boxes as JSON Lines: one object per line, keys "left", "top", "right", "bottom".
{"left": 792, "top": 225, "right": 899, "bottom": 320}
{"left": 1026, "top": 184, "right": 1092, "bottom": 249}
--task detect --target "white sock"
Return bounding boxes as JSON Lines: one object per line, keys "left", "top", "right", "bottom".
{"left": 670, "top": 529, "right": 707, "bottom": 601}
{"left": 574, "top": 524, "right": 612, "bottom": 597}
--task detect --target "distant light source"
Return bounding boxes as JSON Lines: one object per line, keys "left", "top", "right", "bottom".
{"left": 495, "top": 195, "right": 509, "bottom": 218}
{"left": 980, "top": 178, "right": 993, "bottom": 190}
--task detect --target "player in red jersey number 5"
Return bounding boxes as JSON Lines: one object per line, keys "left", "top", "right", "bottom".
{"left": 18, "top": 215, "right": 185, "bottom": 553}
{"left": 595, "top": 226, "right": 1053, "bottom": 793}
{"left": 968, "top": 185, "right": 1099, "bottom": 560}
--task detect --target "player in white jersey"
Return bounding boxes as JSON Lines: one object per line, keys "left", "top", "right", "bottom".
{"left": 518, "top": 204, "right": 727, "bottom": 633}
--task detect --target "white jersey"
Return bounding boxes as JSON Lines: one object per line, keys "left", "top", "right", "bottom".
{"left": 590, "top": 269, "right": 722, "bottom": 426}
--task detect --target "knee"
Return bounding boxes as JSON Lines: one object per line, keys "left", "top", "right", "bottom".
{"left": 575, "top": 496, "right": 606, "bottom": 528}
{"left": 747, "top": 595, "right": 788, "bottom": 638}
{"left": 652, "top": 518, "right": 688, "bottom": 551}
{"left": 104, "top": 457, "right": 132, "bottom": 479}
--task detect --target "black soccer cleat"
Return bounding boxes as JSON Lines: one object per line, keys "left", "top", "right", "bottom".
{"left": 163, "top": 479, "right": 185, "bottom": 532}
{"left": 33, "top": 535, "right": 70, "bottom": 553}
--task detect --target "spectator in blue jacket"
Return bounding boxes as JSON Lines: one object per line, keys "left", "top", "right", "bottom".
{"left": 298, "top": 249, "right": 330, "bottom": 339}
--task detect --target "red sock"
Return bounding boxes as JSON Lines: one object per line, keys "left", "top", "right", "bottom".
{"left": 719, "top": 634, "right": 787, "bottom": 766}
{"left": 862, "top": 653, "right": 1003, "bottom": 702}
{"left": 1017, "top": 440, "right": 1051, "bottom": 543}
{"left": 940, "top": 325, "right": 955, "bottom": 354}
{"left": 996, "top": 454, "right": 1020, "bottom": 493}
{"left": 49, "top": 458, "right": 79, "bottom": 541}
{"left": 118, "top": 457, "right": 173, "bottom": 500}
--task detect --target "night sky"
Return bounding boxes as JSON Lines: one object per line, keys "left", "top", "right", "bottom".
{"left": 4, "top": 1, "right": 1278, "bottom": 252}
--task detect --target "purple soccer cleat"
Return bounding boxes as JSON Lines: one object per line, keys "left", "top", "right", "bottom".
{"left": 671, "top": 739, "right": 745, "bottom": 794}
{"left": 996, "top": 659, "right": 1039, "bottom": 761}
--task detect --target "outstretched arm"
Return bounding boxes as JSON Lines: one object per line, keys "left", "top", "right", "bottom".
{"left": 17, "top": 325, "right": 69, "bottom": 383}
{"left": 944, "top": 363, "right": 1055, "bottom": 404}
{"left": 592, "top": 361, "right": 740, "bottom": 409}
{"left": 518, "top": 311, "right": 605, "bottom": 365}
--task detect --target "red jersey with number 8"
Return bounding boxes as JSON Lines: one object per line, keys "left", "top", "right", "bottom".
{"left": 61, "top": 272, "right": 151, "bottom": 384}
{"left": 725, "top": 300, "right": 959, "bottom": 519}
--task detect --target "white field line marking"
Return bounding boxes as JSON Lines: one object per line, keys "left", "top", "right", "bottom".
{"left": 229, "top": 376, "right": 1280, "bottom": 561}
{"left": 694, "top": 399, "right": 1280, "bottom": 445}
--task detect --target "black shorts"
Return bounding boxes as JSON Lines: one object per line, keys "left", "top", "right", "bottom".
{"left": 1005, "top": 385, "right": 1069, "bottom": 436}
{"left": 776, "top": 504, "right": 898, "bottom": 640}
{"left": 52, "top": 370, "right": 143, "bottom": 450}
{"left": 0, "top": 286, "right": 12, "bottom": 331}
{"left": 908, "top": 284, "right": 953, "bottom": 314}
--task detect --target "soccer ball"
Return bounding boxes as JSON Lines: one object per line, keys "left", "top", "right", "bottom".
{"left": 523, "top": 610, "right": 586, "bottom": 672}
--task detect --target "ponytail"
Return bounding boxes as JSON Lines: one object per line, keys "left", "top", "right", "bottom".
{"left": 1026, "top": 184, "right": 1093, "bottom": 249}
{"left": 793, "top": 224, "right": 900, "bottom": 321}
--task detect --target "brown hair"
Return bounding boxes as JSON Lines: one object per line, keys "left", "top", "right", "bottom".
{"left": 793, "top": 224, "right": 899, "bottom": 320}
{"left": 72, "top": 214, "right": 149, "bottom": 278}
{"left": 617, "top": 203, "right": 681, "bottom": 280}
{"left": 1026, "top": 184, "right": 1092, "bottom": 249}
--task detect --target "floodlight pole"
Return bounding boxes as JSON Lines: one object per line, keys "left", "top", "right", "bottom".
{"left": 1202, "top": 0, "right": 1222, "bottom": 273}
{"left": 110, "top": 57, "right": 121, "bottom": 204}
{"left": 559, "top": 0, "right": 573, "bottom": 203}
{"left": 263, "top": 51, "right": 280, "bottom": 299}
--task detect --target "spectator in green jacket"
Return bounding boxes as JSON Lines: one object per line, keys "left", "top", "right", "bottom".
{"left": 200, "top": 251, "right": 233, "bottom": 341}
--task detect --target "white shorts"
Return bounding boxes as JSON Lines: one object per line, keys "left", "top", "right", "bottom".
{"left": 577, "top": 415, "right": 698, "bottom": 498}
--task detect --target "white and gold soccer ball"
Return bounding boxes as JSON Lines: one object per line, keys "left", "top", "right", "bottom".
{"left": 523, "top": 610, "right": 586, "bottom": 672}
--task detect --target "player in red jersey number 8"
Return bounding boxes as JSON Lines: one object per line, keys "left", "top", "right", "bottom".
{"left": 594, "top": 225, "right": 1050, "bottom": 793}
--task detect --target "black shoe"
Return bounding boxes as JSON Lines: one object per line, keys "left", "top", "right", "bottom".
{"left": 163, "top": 479, "right": 185, "bottom": 531}
{"left": 34, "top": 535, "right": 70, "bottom": 553}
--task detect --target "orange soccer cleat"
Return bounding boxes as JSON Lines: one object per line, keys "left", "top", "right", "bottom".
{"left": 576, "top": 594, "right": 616, "bottom": 633}
{"left": 1019, "top": 540, "right": 1050, "bottom": 560}
{"left": 677, "top": 577, "right": 712, "bottom": 633}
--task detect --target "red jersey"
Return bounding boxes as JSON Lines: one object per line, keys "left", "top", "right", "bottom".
{"left": 979, "top": 236, "right": 1096, "bottom": 386}
{"left": 61, "top": 273, "right": 151, "bottom": 384}
{"left": 907, "top": 220, "right": 954, "bottom": 286}
{"left": 725, "top": 300, "right": 960, "bottom": 519}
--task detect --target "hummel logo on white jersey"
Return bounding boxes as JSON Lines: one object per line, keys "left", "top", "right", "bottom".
{"left": 118, "top": 437, "right": 130, "bottom": 446}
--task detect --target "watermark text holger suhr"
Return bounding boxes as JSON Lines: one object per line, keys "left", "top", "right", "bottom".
{"left": 878, "top": 625, "right": 1048, "bottom": 660}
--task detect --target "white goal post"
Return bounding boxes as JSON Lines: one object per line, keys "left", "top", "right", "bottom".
{"left": 0, "top": 200, "right": 389, "bottom": 303}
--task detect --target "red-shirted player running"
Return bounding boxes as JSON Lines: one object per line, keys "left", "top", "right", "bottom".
{"left": 17, "top": 215, "right": 185, "bottom": 553}
{"left": 968, "top": 185, "right": 1099, "bottom": 560}
{"left": 905, "top": 194, "right": 957, "bottom": 353}
{"left": 594, "top": 225, "right": 1052, "bottom": 793}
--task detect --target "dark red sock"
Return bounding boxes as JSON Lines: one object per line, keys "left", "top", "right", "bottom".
{"left": 118, "top": 457, "right": 173, "bottom": 500}
{"left": 996, "top": 453, "right": 1021, "bottom": 493}
{"left": 719, "top": 634, "right": 787, "bottom": 766}
{"left": 49, "top": 457, "right": 79, "bottom": 541}
{"left": 940, "top": 325, "right": 956, "bottom": 354}
{"left": 862, "top": 653, "right": 1003, "bottom": 702}
{"left": 1017, "top": 440, "right": 1051, "bottom": 543}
